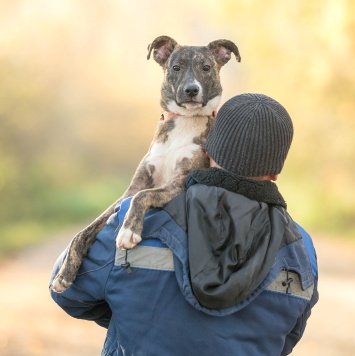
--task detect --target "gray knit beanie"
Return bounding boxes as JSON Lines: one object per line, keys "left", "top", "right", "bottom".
{"left": 205, "top": 93, "right": 294, "bottom": 176}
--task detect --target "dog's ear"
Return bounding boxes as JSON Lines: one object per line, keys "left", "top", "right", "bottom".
{"left": 147, "top": 36, "right": 178, "bottom": 66}
{"left": 207, "top": 40, "right": 241, "bottom": 65}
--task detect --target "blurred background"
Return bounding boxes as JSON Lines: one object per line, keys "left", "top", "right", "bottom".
{"left": 0, "top": 0, "right": 354, "bottom": 355}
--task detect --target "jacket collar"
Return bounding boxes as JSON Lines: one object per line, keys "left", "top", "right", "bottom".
{"left": 187, "top": 167, "right": 287, "bottom": 208}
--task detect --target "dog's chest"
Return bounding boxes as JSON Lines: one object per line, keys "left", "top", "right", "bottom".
{"left": 146, "top": 117, "right": 209, "bottom": 184}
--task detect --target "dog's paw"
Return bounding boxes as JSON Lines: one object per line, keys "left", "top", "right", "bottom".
{"left": 50, "top": 275, "right": 72, "bottom": 293}
{"left": 116, "top": 227, "right": 142, "bottom": 250}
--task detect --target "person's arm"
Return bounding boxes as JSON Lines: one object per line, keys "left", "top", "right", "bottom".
{"left": 49, "top": 210, "right": 122, "bottom": 328}
{"left": 281, "top": 304, "right": 310, "bottom": 355}
{"left": 281, "top": 228, "right": 319, "bottom": 356}
{"left": 281, "top": 279, "right": 318, "bottom": 355}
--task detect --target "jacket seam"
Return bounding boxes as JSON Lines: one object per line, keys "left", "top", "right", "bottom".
{"left": 76, "top": 258, "right": 115, "bottom": 276}
{"left": 263, "top": 288, "right": 312, "bottom": 301}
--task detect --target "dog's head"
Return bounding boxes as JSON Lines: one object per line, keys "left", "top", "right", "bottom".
{"left": 147, "top": 36, "right": 241, "bottom": 117}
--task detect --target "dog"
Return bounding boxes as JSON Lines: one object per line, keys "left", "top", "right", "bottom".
{"left": 50, "top": 35, "right": 240, "bottom": 293}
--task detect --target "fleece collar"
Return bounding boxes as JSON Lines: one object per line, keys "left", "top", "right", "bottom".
{"left": 187, "top": 167, "right": 287, "bottom": 208}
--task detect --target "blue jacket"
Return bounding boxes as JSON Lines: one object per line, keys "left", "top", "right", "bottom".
{"left": 50, "top": 169, "right": 318, "bottom": 356}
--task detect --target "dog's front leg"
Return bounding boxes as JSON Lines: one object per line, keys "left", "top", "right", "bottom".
{"left": 116, "top": 179, "right": 186, "bottom": 250}
{"left": 50, "top": 200, "right": 120, "bottom": 292}
{"left": 50, "top": 156, "right": 154, "bottom": 292}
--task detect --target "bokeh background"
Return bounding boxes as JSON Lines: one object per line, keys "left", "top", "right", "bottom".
{"left": 0, "top": 0, "right": 354, "bottom": 355}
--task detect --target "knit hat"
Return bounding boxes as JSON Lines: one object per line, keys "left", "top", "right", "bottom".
{"left": 205, "top": 93, "right": 294, "bottom": 176}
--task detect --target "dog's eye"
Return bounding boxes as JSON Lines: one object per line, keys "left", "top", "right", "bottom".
{"left": 203, "top": 65, "right": 211, "bottom": 71}
{"left": 173, "top": 65, "right": 180, "bottom": 71}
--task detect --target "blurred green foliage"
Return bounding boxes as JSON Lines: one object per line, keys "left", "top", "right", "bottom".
{"left": 0, "top": 174, "right": 128, "bottom": 258}
{"left": 0, "top": 0, "right": 354, "bottom": 257}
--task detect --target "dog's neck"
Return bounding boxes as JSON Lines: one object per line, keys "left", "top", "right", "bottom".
{"left": 160, "top": 110, "right": 217, "bottom": 121}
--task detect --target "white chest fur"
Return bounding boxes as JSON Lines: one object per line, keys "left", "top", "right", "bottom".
{"left": 146, "top": 116, "right": 209, "bottom": 185}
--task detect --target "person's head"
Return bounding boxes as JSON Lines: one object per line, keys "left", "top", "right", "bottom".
{"left": 205, "top": 93, "right": 294, "bottom": 181}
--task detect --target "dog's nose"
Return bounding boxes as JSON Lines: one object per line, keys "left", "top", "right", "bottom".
{"left": 184, "top": 84, "right": 200, "bottom": 97}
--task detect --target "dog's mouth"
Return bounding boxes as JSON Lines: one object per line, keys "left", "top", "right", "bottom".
{"left": 181, "top": 102, "right": 202, "bottom": 110}
{"left": 181, "top": 102, "right": 203, "bottom": 110}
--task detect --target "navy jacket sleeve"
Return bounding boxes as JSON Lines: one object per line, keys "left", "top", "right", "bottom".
{"left": 281, "top": 277, "right": 318, "bottom": 355}
{"left": 49, "top": 212, "right": 120, "bottom": 328}
{"left": 282, "top": 225, "right": 319, "bottom": 355}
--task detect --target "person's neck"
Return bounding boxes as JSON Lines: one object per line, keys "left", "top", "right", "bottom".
{"left": 248, "top": 175, "right": 278, "bottom": 182}
{"left": 208, "top": 156, "right": 278, "bottom": 182}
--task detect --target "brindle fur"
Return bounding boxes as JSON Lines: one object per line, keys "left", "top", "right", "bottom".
{"left": 155, "top": 119, "right": 176, "bottom": 144}
{"left": 51, "top": 35, "right": 240, "bottom": 292}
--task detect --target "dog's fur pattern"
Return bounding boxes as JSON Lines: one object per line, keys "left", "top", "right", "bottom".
{"left": 51, "top": 35, "right": 240, "bottom": 292}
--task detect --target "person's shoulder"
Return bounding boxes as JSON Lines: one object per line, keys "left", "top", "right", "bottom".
{"left": 294, "top": 223, "right": 318, "bottom": 277}
{"left": 86, "top": 201, "right": 130, "bottom": 260}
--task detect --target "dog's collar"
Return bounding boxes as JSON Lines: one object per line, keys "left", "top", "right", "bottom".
{"left": 160, "top": 112, "right": 180, "bottom": 121}
{"left": 160, "top": 110, "right": 217, "bottom": 121}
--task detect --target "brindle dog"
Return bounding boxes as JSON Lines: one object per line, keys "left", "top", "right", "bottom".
{"left": 51, "top": 35, "right": 240, "bottom": 292}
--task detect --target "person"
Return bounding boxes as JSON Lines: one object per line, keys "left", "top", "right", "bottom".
{"left": 49, "top": 93, "right": 319, "bottom": 356}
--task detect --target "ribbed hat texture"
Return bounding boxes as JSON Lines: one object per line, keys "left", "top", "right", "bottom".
{"left": 205, "top": 93, "right": 294, "bottom": 176}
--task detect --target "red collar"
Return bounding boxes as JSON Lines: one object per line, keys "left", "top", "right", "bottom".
{"left": 160, "top": 110, "right": 217, "bottom": 121}
{"left": 160, "top": 112, "right": 180, "bottom": 121}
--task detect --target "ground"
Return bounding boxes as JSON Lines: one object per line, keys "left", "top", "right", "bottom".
{"left": 0, "top": 228, "right": 354, "bottom": 355}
